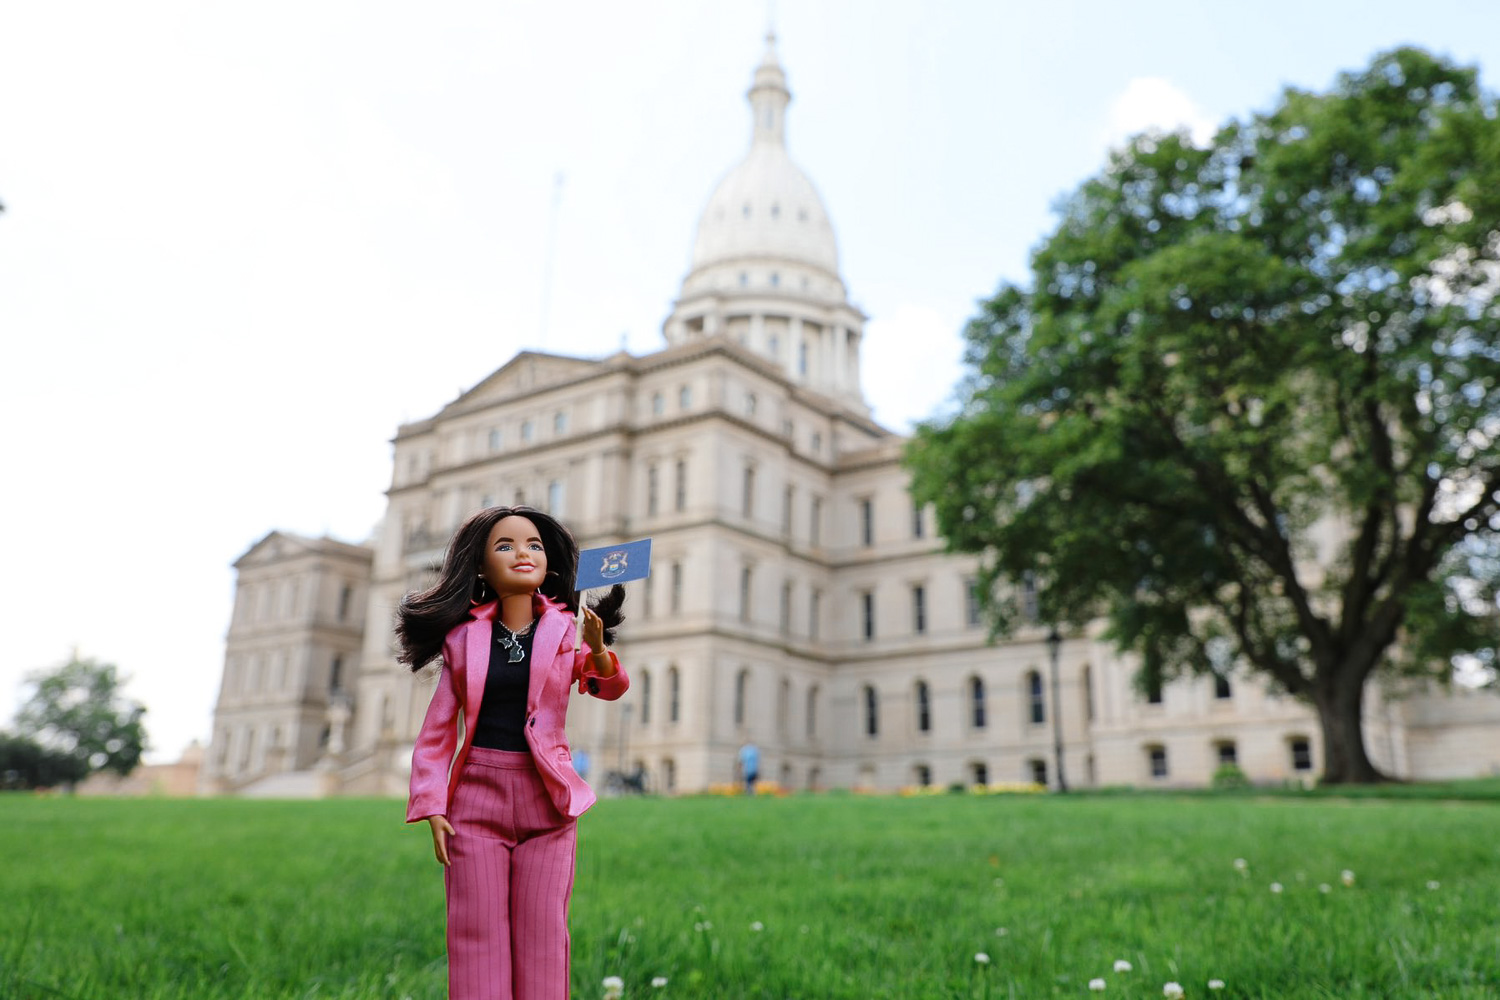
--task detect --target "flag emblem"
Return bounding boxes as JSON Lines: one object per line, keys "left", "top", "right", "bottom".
{"left": 599, "top": 550, "right": 630, "bottom": 579}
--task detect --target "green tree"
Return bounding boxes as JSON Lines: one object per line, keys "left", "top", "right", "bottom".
{"left": 17, "top": 656, "right": 147, "bottom": 786}
{"left": 908, "top": 48, "right": 1500, "bottom": 784}
{"left": 0, "top": 732, "right": 88, "bottom": 789}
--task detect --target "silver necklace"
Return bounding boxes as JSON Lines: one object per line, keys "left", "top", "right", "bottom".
{"left": 494, "top": 619, "right": 535, "bottom": 664}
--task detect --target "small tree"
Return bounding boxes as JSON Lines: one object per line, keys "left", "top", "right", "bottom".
{"left": 908, "top": 48, "right": 1500, "bottom": 784}
{"left": 0, "top": 732, "right": 88, "bottom": 790}
{"left": 17, "top": 656, "right": 147, "bottom": 787}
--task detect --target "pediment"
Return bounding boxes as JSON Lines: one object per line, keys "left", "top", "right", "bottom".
{"left": 450, "top": 351, "right": 604, "bottom": 410}
{"left": 233, "top": 530, "right": 317, "bottom": 568}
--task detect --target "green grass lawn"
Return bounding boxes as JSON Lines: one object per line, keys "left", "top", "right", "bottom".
{"left": 2, "top": 792, "right": 1497, "bottom": 999}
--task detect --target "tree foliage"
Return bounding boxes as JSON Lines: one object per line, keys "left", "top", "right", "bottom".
{"left": 908, "top": 48, "right": 1500, "bottom": 783}
{"left": 0, "top": 732, "right": 88, "bottom": 790}
{"left": 17, "top": 656, "right": 147, "bottom": 785}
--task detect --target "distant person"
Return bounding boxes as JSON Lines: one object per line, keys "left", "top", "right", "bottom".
{"left": 573, "top": 747, "right": 590, "bottom": 783}
{"left": 397, "top": 506, "right": 630, "bottom": 1000}
{"left": 738, "top": 740, "right": 760, "bottom": 796}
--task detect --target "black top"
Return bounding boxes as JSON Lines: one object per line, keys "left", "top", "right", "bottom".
{"left": 470, "top": 625, "right": 536, "bottom": 751}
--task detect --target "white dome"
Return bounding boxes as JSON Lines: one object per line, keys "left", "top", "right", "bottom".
{"left": 685, "top": 33, "right": 841, "bottom": 280}
{"left": 690, "top": 146, "right": 840, "bottom": 276}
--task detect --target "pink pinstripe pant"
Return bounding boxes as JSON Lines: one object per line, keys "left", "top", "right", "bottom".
{"left": 444, "top": 747, "right": 577, "bottom": 1000}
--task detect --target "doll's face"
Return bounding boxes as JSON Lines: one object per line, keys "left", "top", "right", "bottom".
{"left": 481, "top": 515, "right": 548, "bottom": 598}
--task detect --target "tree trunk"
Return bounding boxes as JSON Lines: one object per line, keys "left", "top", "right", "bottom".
{"left": 1312, "top": 670, "right": 1387, "bottom": 785}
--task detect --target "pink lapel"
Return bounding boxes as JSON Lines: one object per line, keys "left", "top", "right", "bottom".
{"left": 465, "top": 600, "right": 498, "bottom": 738}
{"left": 527, "top": 595, "right": 570, "bottom": 712}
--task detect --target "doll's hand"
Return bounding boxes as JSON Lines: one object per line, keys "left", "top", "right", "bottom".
{"left": 581, "top": 605, "right": 606, "bottom": 651}
{"left": 427, "top": 815, "right": 455, "bottom": 866}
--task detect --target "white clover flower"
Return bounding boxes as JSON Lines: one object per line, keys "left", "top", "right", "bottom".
{"left": 1426, "top": 880, "right": 1441, "bottom": 891}
{"left": 750, "top": 921, "right": 764, "bottom": 932}
{"left": 1270, "top": 882, "right": 1284, "bottom": 894}
{"left": 1114, "top": 960, "right": 1133, "bottom": 973}
{"left": 651, "top": 977, "right": 668, "bottom": 988}
{"left": 1318, "top": 883, "right": 1332, "bottom": 894}
{"left": 995, "top": 927, "right": 1009, "bottom": 937}
{"left": 1208, "top": 979, "right": 1225, "bottom": 990}
{"left": 1163, "top": 983, "right": 1184, "bottom": 998}
{"left": 1089, "top": 978, "right": 1107, "bottom": 991}
{"left": 1341, "top": 869, "right": 1356, "bottom": 887}
{"left": 1233, "top": 858, "right": 1248, "bottom": 870}
{"left": 975, "top": 952, "right": 991, "bottom": 965}
{"left": 603, "top": 976, "right": 624, "bottom": 989}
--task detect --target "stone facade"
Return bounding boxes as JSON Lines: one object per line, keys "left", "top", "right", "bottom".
{"left": 204, "top": 36, "right": 1500, "bottom": 797}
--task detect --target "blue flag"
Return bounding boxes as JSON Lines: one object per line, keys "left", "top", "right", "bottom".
{"left": 575, "top": 538, "right": 653, "bottom": 591}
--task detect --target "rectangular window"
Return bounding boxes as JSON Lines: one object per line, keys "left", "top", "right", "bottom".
{"left": 670, "top": 562, "right": 683, "bottom": 614}
{"left": 1217, "top": 742, "right": 1238, "bottom": 766}
{"left": 861, "top": 591, "right": 875, "bottom": 641}
{"left": 553, "top": 411, "right": 568, "bottom": 434}
{"left": 679, "top": 385, "right": 692, "bottom": 409}
{"left": 1146, "top": 676, "right": 1164, "bottom": 705}
{"left": 780, "top": 581, "right": 792, "bottom": 636}
{"left": 860, "top": 498, "right": 874, "bottom": 547}
{"left": 642, "top": 575, "right": 654, "bottom": 619}
{"left": 521, "top": 420, "right": 534, "bottom": 443}
{"left": 337, "top": 584, "right": 352, "bottom": 622}
{"left": 783, "top": 485, "right": 794, "bottom": 536}
{"left": 912, "top": 501, "right": 925, "bottom": 539}
{"left": 810, "top": 496, "right": 823, "bottom": 546}
{"left": 809, "top": 589, "right": 821, "bottom": 641}
{"left": 912, "top": 585, "right": 926, "bottom": 634}
{"left": 740, "top": 566, "right": 753, "bottom": 622}
{"left": 743, "top": 465, "right": 755, "bottom": 519}
{"left": 674, "top": 460, "right": 687, "bottom": 512}
{"left": 1030, "top": 759, "right": 1047, "bottom": 786}
{"left": 648, "top": 464, "right": 659, "bottom": 516}
{"left": 487, "top": 428, "right": 501, "bottom": 451}
{"left": 1149, "top": 746, "right": 1169, "bottom": 779}
{"left": 1214, "top": 672, "right": 1233, "bottom": 700}
{"left": 964, "top": 578, "right": 981, "bottom": 628}
{"left": 547, "top": 480, "right": 565, "bottom": 515}
{"left": 1291, "top": 738, "right": 1313, "bottom": 772}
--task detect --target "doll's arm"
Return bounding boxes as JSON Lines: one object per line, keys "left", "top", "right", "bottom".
{"left": 406, "top": 636, "right": 463, "bottom": 823}
{"left": 574, "top": 646, "right": 628, "bottom": 699}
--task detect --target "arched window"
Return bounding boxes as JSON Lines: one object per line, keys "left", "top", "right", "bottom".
{"left": 864, "top": 685, "right": 879, "bottom": 737}
{"left": 668, "top": 666, "right": 680, "bottom": 723}
{"left": 1214, "top": 671, "right": 1233, "bottom": 700}
{"left": 915, "top": 680, "right": 931, "bottom": 733}
{"left": 639, "top": 669, "right": 651, "bottom": 725}
{"left": 734, "top": 668, "right": 749, "bottom": 726}
{"left": 806, "top": 684, "right": 819, "bottom": 738}
{"left": 1027, "top": 670, "right": 1045, "bottom": 724}
{"left": 970, "top": 675, "right": 987, "bottom": 729}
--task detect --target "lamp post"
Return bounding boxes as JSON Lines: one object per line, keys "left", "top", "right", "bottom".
{"left": 1046, "top": 627, "right": 1068, "bottom": 792}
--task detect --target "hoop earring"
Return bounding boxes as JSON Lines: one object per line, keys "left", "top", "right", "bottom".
{"left": 472, "top": 575, "right": 492, "bottom": 605}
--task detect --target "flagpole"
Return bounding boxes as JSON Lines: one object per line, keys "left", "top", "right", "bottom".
{"left": 575, "top": 591, "right": 587, "bottom": 651}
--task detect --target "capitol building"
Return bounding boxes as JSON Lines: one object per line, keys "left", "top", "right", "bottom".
{"left": 201, "top": 37, "right": 1500, "bottom": 798}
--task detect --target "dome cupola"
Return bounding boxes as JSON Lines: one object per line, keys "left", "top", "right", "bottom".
{"left": 663, "top": 33, "right": 868, "bottom": 414}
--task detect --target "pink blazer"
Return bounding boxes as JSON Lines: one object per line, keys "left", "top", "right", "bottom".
{"left": 406, "top": 593, "right": 629, "bottom": 823}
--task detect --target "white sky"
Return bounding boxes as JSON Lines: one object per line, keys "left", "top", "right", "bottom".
{"left": 3, "top": 1, "right": 1498, "bottom": 763}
